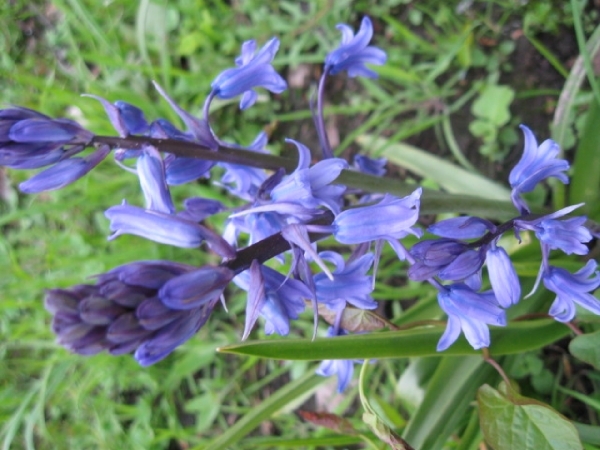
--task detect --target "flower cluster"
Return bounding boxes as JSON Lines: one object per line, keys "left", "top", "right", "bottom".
{"left": 2, "top": 17, "right": 598, "bottom": 394}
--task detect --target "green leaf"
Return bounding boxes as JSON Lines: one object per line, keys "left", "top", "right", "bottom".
{"left": 478, "top": 384, "right": 583, "bottom": 450}
{"left": 471, "top": 84, "right": 515, "bottom": 126}
{"left": 569, "top": 330, "right": 600, "bottom": 370}
{"left": 200, "top": 372, "right": 324, "bottom": 450}
{"left": 356, "top": 135, "right": 511, "bottom": 201}
{"left": 218, "top": 320, "right": 569, "bottom": 360}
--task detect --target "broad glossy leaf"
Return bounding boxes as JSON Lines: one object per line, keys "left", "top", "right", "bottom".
{"left": 478, "top": 384, "right": 582, "bottom": 450}
{"left": 218, "top": 320, "right": 568, "bottom": 360}
{"left": 569, "top": 330, "right": 600, "bottom": 370}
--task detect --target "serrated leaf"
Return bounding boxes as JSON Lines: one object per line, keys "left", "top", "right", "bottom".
{"left": 569, "top": 330, "right": 600, "bottom": 370}
{"left": 478, "top": 384, "right": 583, "bottom": 450}
{"left": 317, "top": 304, "right": 398, "bottom": 333}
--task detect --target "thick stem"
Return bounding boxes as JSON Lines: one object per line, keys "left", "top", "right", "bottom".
{"left": 221, "top": 210, "right": 335, "bottom": 274}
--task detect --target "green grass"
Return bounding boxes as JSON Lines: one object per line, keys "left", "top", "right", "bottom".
{"left": 1, "top": 1, "right": 600, "bottom": 449}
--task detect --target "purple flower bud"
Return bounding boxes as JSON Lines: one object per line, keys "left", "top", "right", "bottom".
{"left": 46, "top": 260, "right": 221, "bottom": 365}
{"left": 114, "top": 101, "right": 148, "bottom": 134}
{"left": 486, "top": 245, "right": 520, "bottom": 308}
{"left": 9, "top": 118, "right": 92, "bottom": 143}
{"left": 543, "top": 260, "right": 600, "bottom": 322}
{"left": 19, "top": 145, "right": 110, "bottom": 193}
{"left": 325, "top": 16, "right": 387, "bottom": 78}
{"left": 211, "top": 38, "right": 287, "bottom": 110}
{"left": 159, "top": 266, "right": 235, "bottom": 310}
{"left": 428, "top": 216, "right": 494, "bottom": 239}
{"left": 409, "top": 238, "right": 471, "bottom": 281}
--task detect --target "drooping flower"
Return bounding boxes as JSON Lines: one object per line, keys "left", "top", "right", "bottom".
{"left": 409, "top": 238, "right": 483, "bottom": 281}
{"left": 211, "top": 38, "right": 287, "bottom": 110}
{"left": 316, "top": 326, "right": 357, "bottom": 393}
{"left": 485, "top": 243, "right": 521, "bottom": 308}
{"left": 332, "top": 189, "right": 422, "bottom": 249}
{"left": 45, "top": 260, "right": 221, "bottom": 365}
{"left": 436, "top": 283, "right": 506, "bottom": 351}
{"left": 104, "top": 203, "right": 235, "bottom": 257}
{"left": 270, "top": 139, "right": 348, "bottom": 213}
{"left": 509, "top": 125, "right": 569, "bottom": 214}
{"left": 234, "top": 261, "right": 311, "bottom": 339}
{"left": 543, "top": 260, "right": 600, "bottom": 322}
{"left": 325, "top": 16, "right": 387, "bottom": 78}
{"left": 313, "top": 251, "right": 376, "bottom": 311}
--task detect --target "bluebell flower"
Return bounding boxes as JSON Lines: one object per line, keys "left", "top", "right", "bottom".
{"left": 313, "top": 251, "right": 376, "bottom": 312}
{"left": 485, "top": 243, "right": 521, "bottom": 308}
{"left": 332, "top": 189, "right": 422, "bottom": 263}
{"left": 19, "top": 145, "right": 111, "bottom": 193}
{"left": 211, "top": 38, "right": 287, "bottom": 110}
{"left": 333, "top": 189, "right": 422, "bottom": 245}
{"left": 45, "top": 260, "right": 219, "bottom": 365}
{"left": 543, "top": 260, "right": 600, "bottom": 322}
{"left": 509, "top": 125, "right": 569, "bottom": 213}
{"left": 234, "top": 261, "right": 311, "bottom": 339}
{"left": 316, "top": 326, "right": 356, "bottom": 393}
{"left": 515, "top": 204, "right": 592, "bottom": 256}
{"left": 325, "top": 16, "right": 387, "bottom": 78}
{"left": 105, "top": 203, "right": 235, "bottom": 257}
{"left": 436, "top": 284, "right": 506, "bottom": 351}
{"left": 270, "top": 139, "right": 348, "bottom": 213}
{"left": 177, "top": 197, "right": 224, "bottom": 222}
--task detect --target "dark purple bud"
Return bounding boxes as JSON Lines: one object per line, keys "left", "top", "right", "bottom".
{"left": 136, "top": 296, "right": 182, "bottom": 330}
{"left": 107, "top": 260, "right": 193, "bottom": 290}
{"left": 44, "top": 289, "right": 80, "bottom": 315}
{"left": 98, "top": 280, "right": 149, "bottom": 308}
{"left": 9, "top": 118, "right": 92, "bottom": 143}
{"left": 159, "top": 266, "right": 234, "bottom": 310}
{"left": 109, "top": 338, "right": 146, "bottom": 356}
{"left": 78, "top": 296, "right": 127, "bottom": 325}
{"left": 134, "top": 300, "right": 216, "bottom": 366}
{"left": 106, "top": 312, "right": 151, "bottom": 344}
{"left": 64, "top": 327, "right": 108, "bottom": 355}
{"left": 52, "top": 312, "right": 94, "bottom": 342}
{"left": 428, "top": 216, "right": 494, "bottom": 239}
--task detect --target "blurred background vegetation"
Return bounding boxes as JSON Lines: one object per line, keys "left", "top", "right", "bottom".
{"left": 1, "top": 0, "right": 599, "bottom": 448}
